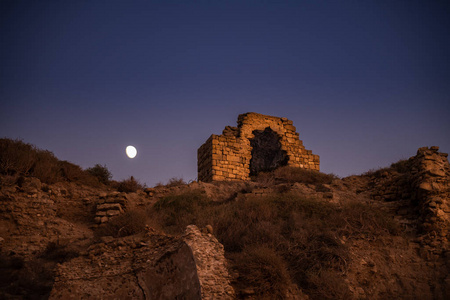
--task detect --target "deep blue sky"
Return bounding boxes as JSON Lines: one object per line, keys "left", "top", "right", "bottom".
{"left": 1, "top": 0, "right": 449, "bottom": 186}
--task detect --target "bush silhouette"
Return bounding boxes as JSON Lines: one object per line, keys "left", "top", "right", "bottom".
{"left": 86, "top": 164, "right": 112, "bottom": 184}
{"left": 0, "top": 138, "right": 102, "bottom": 186}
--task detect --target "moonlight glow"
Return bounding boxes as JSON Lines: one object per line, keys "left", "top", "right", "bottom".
{"left": 126, "top": 146, "right": 137, "bottom": 158}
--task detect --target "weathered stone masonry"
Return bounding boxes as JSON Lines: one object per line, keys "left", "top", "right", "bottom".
{"left": 198, "top": 112, "right": 320, "bottom": 182}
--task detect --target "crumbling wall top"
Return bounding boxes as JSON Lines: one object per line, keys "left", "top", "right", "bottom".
{"left": 198, "top": 112, "right": 320, "bottom": 182}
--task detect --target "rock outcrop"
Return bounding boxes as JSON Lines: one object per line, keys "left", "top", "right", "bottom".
{"left": 184, "top": 225, "right": 235, "bottom": 299}
{"left": 49, "top": 225, "right": 235, "bottom": 299}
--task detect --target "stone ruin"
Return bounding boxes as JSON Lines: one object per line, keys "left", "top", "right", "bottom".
{"left": 366, "top": 146, "right": 449, "bottom": 256}
{"left": 198, "top": 112, "right": 320, "bottom": 182}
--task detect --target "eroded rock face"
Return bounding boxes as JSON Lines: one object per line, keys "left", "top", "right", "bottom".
{"left": 49, "top": 225, "right": 234, "bottom": 300}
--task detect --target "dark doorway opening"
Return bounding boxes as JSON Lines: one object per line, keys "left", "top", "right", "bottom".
{"left": 249, "top": 127, "right": 288, "bottom": 176}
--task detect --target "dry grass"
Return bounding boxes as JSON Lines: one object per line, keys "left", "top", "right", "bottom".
{"left": 235, "top": 246, "right": 291, "bottom": 299}
{"left": 362, "top": 159, "right": 410, "bottom": 178}
{"left": 150, "top": 190, "right": 210, "bottom": 232}
{"left": 148, "top": 190, "right": 401, "bottom": 298}
{"left": 254, "top": 166, "right": 337, "bottom": 187}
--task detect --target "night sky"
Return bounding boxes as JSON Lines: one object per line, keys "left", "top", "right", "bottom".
{"left": 1, "top": 0, "right": 449, "bottom": 186}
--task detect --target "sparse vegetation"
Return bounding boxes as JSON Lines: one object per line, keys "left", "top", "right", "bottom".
{"left": 151, "top": 190, "right": 210, "bottom": 232}
{"left": 116, "top": 176, "right": 144, "bottom": 192}
{"left": 254, "top": 166, "right": 337, "bottom": 187}
{"left": 148, "top": 190, "right": 401, "bottom": 298}
{"left": 362, "top": 167, "right": 390, "bottom": 178}
{"left": 362, "top": 159, "right": 411, "bottom": 178}
{"left": 235, "top": 246, "right": 291, "bottom": 299}
{"left": 155, "top": 177, "right": 187, "bottom": 188}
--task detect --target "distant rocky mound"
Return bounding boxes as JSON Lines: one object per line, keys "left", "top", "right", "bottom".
{"left": 0, "top": 138, "right": 449, "bottom": 299}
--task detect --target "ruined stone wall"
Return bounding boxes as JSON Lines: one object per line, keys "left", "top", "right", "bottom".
{"left": 95, "top": 192, "right": 127, "bottom": 224}
{"left": 183, "top": 225, "right": 235, "bottom": 299}
{"left": 368, "top": 146, "right": 449, "bottom": 256}
{"left": 198, "top": 112, "right": 320, "bottom": 182}
{"left": 411, "top": 147, "right": 449, "bottom": 253}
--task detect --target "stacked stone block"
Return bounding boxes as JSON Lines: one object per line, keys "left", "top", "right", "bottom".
{"left": 198, "top": 112, "right": 320, "bottom": 182}
{"left": 95, "top": 192, "right": 127, "bottom": 224}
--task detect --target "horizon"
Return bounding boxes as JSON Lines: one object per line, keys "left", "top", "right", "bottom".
{"left": 1, "top": 0, "right": 449, "bottom": 186}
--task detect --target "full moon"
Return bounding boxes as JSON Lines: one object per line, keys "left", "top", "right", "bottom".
{"left": 126, "top": 145, "right": 137, "bottom": 158}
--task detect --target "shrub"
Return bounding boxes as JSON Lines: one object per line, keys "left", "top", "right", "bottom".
{"left": 31, "top": 150, "right": 60, "bottom": 184}
{"left": 95, "top": 210, "right": 147, "bottom": 238}
{"left": 0, "top": 138, "right": 61, "bottom": 184}
{"left": 363, "top": 159, "right": 411, "bottom": 178}
{"left": 0, "top": 138, "right": 36, "bottom": 175}
{"left": 166, "top": 177, "right": 186, "bottom": 187}
{"left": 86, "top": 164, "right": 112, "bottom": 184}
{"left": 151, "top": 190, "right": 210, "bottom": 233}
{"left": 236, "top": 246, "right": 291, "bottom": 299}
{"left": 117, "top": 176, "right": 144, "bottom": 192}
{"left": 58, "top": 160, "right": 101, "bottom": 186}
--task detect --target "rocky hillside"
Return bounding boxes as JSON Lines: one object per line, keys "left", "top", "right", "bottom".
{"left": 0, "top": 139, "right": 449, "bottom": 299}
